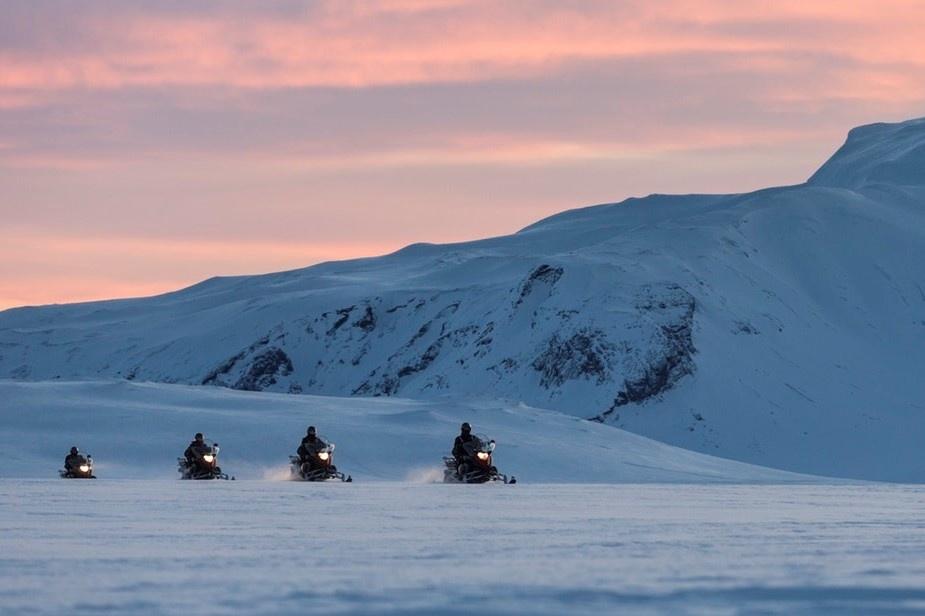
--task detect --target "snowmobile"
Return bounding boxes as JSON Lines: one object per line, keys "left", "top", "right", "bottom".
{"left": 60, "top": 454, "right": 95, "bottom": 479}
{"left": 443, "top": 434, "right": 515, "bottom": 484}
{"left": 290, "top": 438, "right": 352, "bottom": 482}
{"left": 177, "top": 442, "right": 232, "bottom": 480}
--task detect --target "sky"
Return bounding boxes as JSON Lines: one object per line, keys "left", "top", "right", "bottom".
{"left": 1, "top": 0, "right": 924, "bottom": 310}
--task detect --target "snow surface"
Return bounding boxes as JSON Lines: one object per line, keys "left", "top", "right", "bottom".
{"left": 3, "top": 481, "right": 924, "bottom": 615}
{"left": 0, "top": 380, "right": 808, "bottom": 483}
{"left": 808, "top": 118, "right": 925, "bottom": 189}
{"left": 2, "top": 118, "right": 925, "bottom": 481}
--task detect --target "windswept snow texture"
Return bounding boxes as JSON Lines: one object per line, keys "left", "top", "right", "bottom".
{"left": 808, "top": 118, "right": 925, "bottom": 189}
{"left": 2, "top": 118, "right": 925, "bottom": 481}
{"left": 3, "top": 481, "right": 925, "bottom": 615}
{"left": 0, "top": 380, "right": 806, "bottom": 483}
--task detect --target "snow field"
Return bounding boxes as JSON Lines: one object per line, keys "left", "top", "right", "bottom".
{"left": 0, "top": 380, "right": 808, "bottom": 483}
{"left": 2, "top": 481, "right": 924, "bottom": 615}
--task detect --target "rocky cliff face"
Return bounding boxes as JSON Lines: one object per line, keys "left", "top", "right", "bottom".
{"left": 181, "top": 264, "right": 700, "bottom": 421}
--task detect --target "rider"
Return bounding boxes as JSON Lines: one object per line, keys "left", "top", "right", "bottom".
{"left": 297, "top": 426, "right": 329, "bottom": 473}
{"left": 452, "top": 422, "right": 477, "bottom": 477}
{"left": 184, "top": 433, "right": 211, "bottom": 471}
{"left": 64, "top": 446, "right": 84, "bottom": 474}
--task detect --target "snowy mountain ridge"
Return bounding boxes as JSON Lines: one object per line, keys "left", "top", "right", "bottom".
{"left": 2, "top": 117, "right": 925, "bottom": 481}
{"left": 807, "top": 118, "right": 925, "bottom": 189}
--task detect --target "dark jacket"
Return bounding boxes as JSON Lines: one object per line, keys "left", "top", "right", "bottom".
{"left": 185, "top": 441, "right": 210, "bottom": 463}
{"left": 453, "top": 433, "right": 476, "bottom": 460}
{"left": 298, "top": 435, "right": 327, "bottom": 460}
{"left": 64, "top": 453, "right": 85, "bottom": 471}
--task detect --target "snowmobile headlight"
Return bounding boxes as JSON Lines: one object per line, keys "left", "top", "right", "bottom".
{"left": 79, "top": 464, "right": 90, "bottom": 473}
{"left": 317, "top": 452, "right": 330, "bottom": 461}
{"left": 476, "top": 452, "right": 490, "bottom": 461}
{"left": 202, "top": 454, "right": 215, "bottom": 463}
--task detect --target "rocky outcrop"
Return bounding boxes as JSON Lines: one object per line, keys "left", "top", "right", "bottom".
{"left": 593, "top": 285, "right": 696, "bottom": 421}
{"left": 353, "top": 305, "right": 376, "bottom": 332}
{"left": 532, "top": 329, "right": 611, "bottom": 388}
{"left": 202, "top": 333, "right": 294, "bottom": 392}
{"left": 514, "top": 264, "right": 563, "bottom": 308}
{"left": 354, "top": 320, "right": 480, "bottom": 396}
{"left": 202, "top": 335, "right": 271, "bottom": 386}
{"left": 234, "top": 348, "right": 293, "bottom": 391}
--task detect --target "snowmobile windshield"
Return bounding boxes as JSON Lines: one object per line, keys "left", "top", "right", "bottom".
{"left": 471, "top": 434, "right": 495, "bottom": 453}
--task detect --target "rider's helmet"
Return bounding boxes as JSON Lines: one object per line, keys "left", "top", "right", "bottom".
{"left": 70, "top": 446, "right": 78, "bottom": 455}
{"left": 461, "top": 422, "right": 471, "bottom": 435}
{"left": 307, "top": 426, "right": 316, "bottom": 436}
{"left": 194, "top": 433, "right": 204, "bottom": 442}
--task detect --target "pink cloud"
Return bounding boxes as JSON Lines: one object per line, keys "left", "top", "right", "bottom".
{"left": 2, "top": 1, "right": 925, "bottom": 308}
{"left": 1, "top": 2, "right": 923, "bottom": 91}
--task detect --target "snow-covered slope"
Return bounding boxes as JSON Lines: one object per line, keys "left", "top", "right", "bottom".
{"left": 0, "top": 380, "right": 807, "bottom": 482}
{"left": 2, "top": 118, "right": 924, "bottom": 481}
{"left": 808, "top": 118, "right": 925, "bottom": 189}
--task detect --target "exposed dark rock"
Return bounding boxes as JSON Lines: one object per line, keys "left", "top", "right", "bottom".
{"left": 397, "top": 342, "right": 441, "bottom": 378}
{"left": 202, "top": 350, "right": 247, "bottom": 385}
{"left": 376, "top": 376, "right": 399, "bottom": 396}
{"left": 532, "top": 328, "right": 611, "bottom": 388}
{"left": 489, "top": 357, "right": 519, "bottom": 374}
{"left": 386, "top": 298, "right": 415, "bottom": 313}
{"left": 475, "top": 322, "right": 495, "bottom": 346}
{"left": 234, "top": 347, "right": 293, "bottom": 391}
{"left": 515, "top": 264, "right": 563, "bottom": 307}
{"left": 327, "top": 306, "right": 355, "bottom": 335}
{"left": 351, "top": 371, "right": 376, "bottom": 395}
{"left": 202, "top": 332, "right": 295, "bottom": 391}
{"left": 444, "top": 324, "right": 479, "bottom": 348}
{"left": 355, "top": 323, "right": 479, "bottom": 396}
{"left": 350, "top": 344, "right": 369, "bottom": 366}
{"left": 354, "top": 369, "right": 400, "bottom": 396}
{"left": 201, "top": 334, "right": 272, "bottom": 385}
{"left": 353, "top": 305, "right": 376, "bottom": 332}
{"left": 422, "top": 374, "right": 449, "bottom": 391}
{"left": 474, "top": 322, "right": 495, "bottom": 358}
{"left": 594, "top": 285, "right": 696, "bottom": 420}
{"left": 407, "top": 322, "right": 430, "bottom": 347}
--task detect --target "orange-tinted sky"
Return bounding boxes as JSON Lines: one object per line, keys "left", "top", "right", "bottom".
{"left": 2, "top": 0, "right": 924, "bottom": 309}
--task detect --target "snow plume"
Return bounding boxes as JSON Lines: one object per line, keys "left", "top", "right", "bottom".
{"left": 405, "top": 467, "right": 445, "bottom": 484}
{"left": 262, "top": 465, "right": 293, "bottom": 481}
